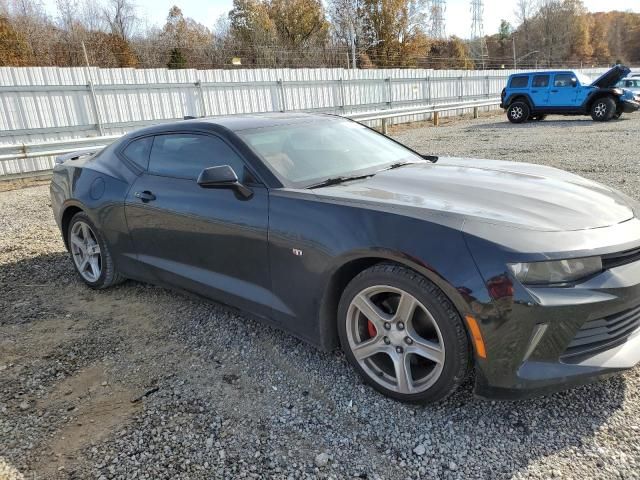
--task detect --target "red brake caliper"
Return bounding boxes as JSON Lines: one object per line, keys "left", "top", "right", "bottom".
{"left": 367, "top": 320, "right": 377, "bottom": 339}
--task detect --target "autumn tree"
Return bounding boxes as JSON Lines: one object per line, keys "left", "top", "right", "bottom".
{"left": 0, "top": 14, "right": 32, "bottom": 65}
{"left": 361, "top": 0, "right": 429, "bottom": 67}
{"left": 160, "top": 5, "right": 213, "bottom": 68}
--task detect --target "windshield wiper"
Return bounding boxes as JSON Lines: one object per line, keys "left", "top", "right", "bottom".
{"left": 308, "top": 173, "right": 375, "bottom": 189}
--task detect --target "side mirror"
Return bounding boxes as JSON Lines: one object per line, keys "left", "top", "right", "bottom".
{"left": 197, "top": 165, "right": 253, "bottom": 199}
{"left": 571, "top": 77, "right": 578, "bottom": 87}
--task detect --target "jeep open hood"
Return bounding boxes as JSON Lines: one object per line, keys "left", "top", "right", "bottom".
{"left": 591, "top": 65, "right": 631, "bottom": 88}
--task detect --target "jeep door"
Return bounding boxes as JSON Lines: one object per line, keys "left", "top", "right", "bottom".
{"left": 530, "top": 74, "right": 551, "bottom": 107}
{"left": 548, "top": 73, "right": 579, "bottom": 107}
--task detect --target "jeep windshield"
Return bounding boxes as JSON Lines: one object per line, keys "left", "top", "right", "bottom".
{"left": 576, "top": 73, "right": 592, "bottom": 85}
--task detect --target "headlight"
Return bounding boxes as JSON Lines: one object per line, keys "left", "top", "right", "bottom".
{"left": 508, "top": 256, "right": 602, "bottom": 285}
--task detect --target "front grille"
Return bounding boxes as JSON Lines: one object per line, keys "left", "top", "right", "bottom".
{"left": 562, "top": 304, "right": 640, "bottom": 360}
{"left": 602, "top": 246, "right": 640, "bottom": 270}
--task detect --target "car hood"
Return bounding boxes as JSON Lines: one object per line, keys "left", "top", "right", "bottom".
{"left": 591, "top": 65, "right": 631, "bottom": 88}
{"left": 310, "top": 158, "right": 635, "bottom": 232}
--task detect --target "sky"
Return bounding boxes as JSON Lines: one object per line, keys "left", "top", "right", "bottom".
{"left": 42, "top": 0, "right": 640, "bottom": 39}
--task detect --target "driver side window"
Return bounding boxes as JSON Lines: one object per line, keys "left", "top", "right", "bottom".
{"left": 554, "top": 74, "right": 574, "bottom": 88}
{"left": 148, "top": 133, "right": 246, "bottom": 181}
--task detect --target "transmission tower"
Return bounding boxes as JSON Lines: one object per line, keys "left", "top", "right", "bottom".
{"left": 470, "top": 0, "right": 488, "bottom": 68}
{"left": 429, "top": 0, "right": 447, "bottom": 40}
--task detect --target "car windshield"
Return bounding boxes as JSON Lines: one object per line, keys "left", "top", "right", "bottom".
{"left": 576, "top": 72, "right": 592, "bottom": 85}
{"left": 237, "top": 119, "right": 424, "bottom": 188}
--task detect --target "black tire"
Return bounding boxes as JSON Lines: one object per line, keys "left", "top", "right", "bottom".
{"left": 67, "top": 212, "right": 124, "bottom": 289}
{"left": 507, "top": 101, "right": 530, "bottom": 123}
{"left": 590, "top": 97, "right": 616, "bottom": 122}
{"left": 337, "top": 263, "right": 471, "bottom": 404}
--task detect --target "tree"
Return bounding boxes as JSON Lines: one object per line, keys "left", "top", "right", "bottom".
{"left": 160, "top": 5, "right": 213, "bottom": 68}
{"left": 0, "top": 14, "right": 32, "bottom": 65}
{"left": 328, "top": 0, "right": 365, "bottom": 66}
{"left": 167, "top": 46, "right": 186, "bottom": 68}
{"left": 361, "top": 0, "right": 429, "bottom": 67}
{"left": 103, "top": 0, "right": 137, "bottom": 41}
{"left": 499, "top": 20, "right": 512, "bottom": 40}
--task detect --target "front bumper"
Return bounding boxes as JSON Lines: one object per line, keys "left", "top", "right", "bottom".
{"left": 476, "top": 326, "right": 640, "bottom": 400}
{"left": 464, "top": 218, "right": 640, "bottom": 400}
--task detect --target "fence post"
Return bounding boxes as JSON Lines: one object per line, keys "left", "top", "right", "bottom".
{"left": 386, "top": 77, "right": 393, "bottom": 108}
{"left": 381, "top": 118, "right": 389, "bottom": 135}
{"left": 339, "top": 78, "right": 346, "bottom": 113}
{"left": 433, "top": 111, "right": 440, "bottom": 127}
{"left": 278, "top": 79, "right": 287, "bottom": 112}
{"left": 196, "top": 80, "right": 207, "bottom": 117}
{"left": 458, "top": 76, "right": 463, "bottom": 100}
{"left": 82, "top": 42, "right": 104, "bottom": 136}
{"left": 485, "top": 75, "right": 490, "bottom": 98}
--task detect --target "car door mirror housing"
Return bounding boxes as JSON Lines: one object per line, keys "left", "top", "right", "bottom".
{"left": 197, "top": 165, "right": 253, "bottom": 199}
{"left": 571, "top": 78, "right": 578, "bottom": 87}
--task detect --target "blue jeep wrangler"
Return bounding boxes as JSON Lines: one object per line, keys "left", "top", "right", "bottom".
{"left": 500, "top": 65, "right": 640, "bottom": 123}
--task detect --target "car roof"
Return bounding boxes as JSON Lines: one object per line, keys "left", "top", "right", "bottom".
{"left": 510, "top": 70, "right": 574, "bottom": 76}
{"left": 193, "top": 112, "right": 335, "bottom": 131}
{"left": 123, "top": 112, "right": 338, "bottom": 139}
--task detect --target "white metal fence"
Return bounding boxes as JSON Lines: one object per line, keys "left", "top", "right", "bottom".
{"left": 0, "top": 66, "right": 608, "bottom": 177}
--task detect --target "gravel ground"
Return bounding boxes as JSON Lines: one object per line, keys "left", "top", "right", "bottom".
{"left": 1, "top": 113, "right": 640, "bottom": 480}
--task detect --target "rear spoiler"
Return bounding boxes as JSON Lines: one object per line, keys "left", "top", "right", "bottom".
{"left": 55, "top": 147, "right": 103, "bottom": 165}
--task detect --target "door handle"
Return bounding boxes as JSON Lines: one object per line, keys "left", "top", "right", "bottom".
{"left": 531, "top": 90, "right": 538, "bottom": 93}
{"left": 135, "top": 190, "right": 156, "bottom": 202}
{"left": 550, "top": 89, "right": 559, "bottom": 93}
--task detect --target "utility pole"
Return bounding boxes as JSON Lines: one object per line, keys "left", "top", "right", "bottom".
{"left": 81, "top": 42, "right": 104, "bottom": 136}
{"left": 512, "top": 36, "right": 517, "bottom": 69}
{"left": 350, "top": 23, "right": 357, "bottom": 70}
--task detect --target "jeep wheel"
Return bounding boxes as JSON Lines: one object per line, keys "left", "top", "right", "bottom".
{"left": 507, "top": 102, "right": 529, "bottom": 124}
{"left": 591, "top": 97, "right": 616, "bottom": 122}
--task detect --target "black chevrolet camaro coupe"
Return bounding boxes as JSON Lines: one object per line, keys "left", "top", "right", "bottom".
{"left": 50, "top": 113, "right": 640, "bottom": 403}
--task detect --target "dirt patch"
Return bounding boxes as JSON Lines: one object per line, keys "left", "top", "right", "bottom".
{"left": 0, "top": 176, "right": 51, "bottom": 193}
{"left": 34, "top": 363, "right": 141, "bottom": 475}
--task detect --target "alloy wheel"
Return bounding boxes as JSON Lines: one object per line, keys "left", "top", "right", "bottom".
{"left": 346, "top": 285, "right": 445, "bottom": 395}
{"left": 510, "top": 105, "right": 523, "bottom": 120}
{"left": 594, "top": 102, "right": 607, "bottom": 118}
{"left": 70, "top": 221, "right": 102, "bottom": 282}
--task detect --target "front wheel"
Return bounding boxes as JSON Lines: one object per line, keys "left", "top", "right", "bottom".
{"left": 337, "top": 263, "right": 470, "bottom": 404}
{"left": 591, "top": 97, "right": 616, "bottom": 122}
{"left": 507, "top": 102, "right": 530, "bottom": 123}
{"left": 67, "top": 212, "right": 124, "bottom": 289}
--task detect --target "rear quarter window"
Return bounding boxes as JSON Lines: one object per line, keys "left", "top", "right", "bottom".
{"left": 122, "top": 137, "right": 153, "bottom": 170}
{"left": 510, "top": 76, "right": 529, "bottom": 88}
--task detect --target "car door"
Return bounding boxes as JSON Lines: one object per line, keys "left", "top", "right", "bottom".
{"left": 529, "top": 74, "right": 550, "bottom": 108}
{"left": 548, "top": 73, "right": 579, "bottom": 107}
{"left": 123, "top": 131, "right": 273, "bottom": 319}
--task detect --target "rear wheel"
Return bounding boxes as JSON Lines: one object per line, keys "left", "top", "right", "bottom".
{"left": 591, "top": 97, "right": 616, "bottom": 122}
{"left": 507, "top": 102, "right": 529, "bottom": 123}
{"left": 337, "top": 263, "right": 470, "bottom": 403}
{"left": 67, "top": 212, "right": 124, "bottom": 289}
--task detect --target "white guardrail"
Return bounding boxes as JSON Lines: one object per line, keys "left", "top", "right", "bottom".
{"left": 0, "top": 97, "right": 501, "bottom": 179}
